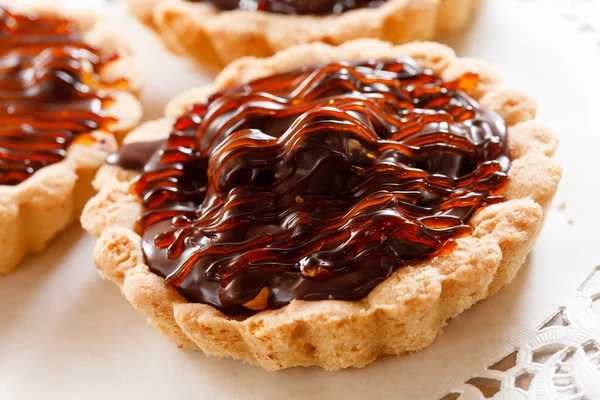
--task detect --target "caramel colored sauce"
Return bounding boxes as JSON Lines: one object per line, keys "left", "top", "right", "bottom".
{"left": 187, "top": 0, "right": 387, "bottom": 15}
{"left": 0, "top": 7, "right": 119, "bottom": 186}
{"left": 110, "top": 59, "right": 510, "bottom": 315}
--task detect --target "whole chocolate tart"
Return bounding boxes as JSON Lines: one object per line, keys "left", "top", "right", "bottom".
{"left": 0, "top": 3, "right": 142, "bottom": 274}
{"left": 82, "top": 39, "right": 561, "bottom": 370}
{"left": 124, "top": 0, "right": 480, "bottom": 68}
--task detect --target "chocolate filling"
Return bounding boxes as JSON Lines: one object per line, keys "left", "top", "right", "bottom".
{"left": 187, "top": 0, "right": 387, "bottom": 15}
{"left": 0, "top": 7, "right": 121, "bottom": 186}
{"left": 110, "top": 59, "right": 510, "bottom": 315}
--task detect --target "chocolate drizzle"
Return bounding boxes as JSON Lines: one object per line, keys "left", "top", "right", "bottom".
{"left": 187, "top": 0, "right": 387, "bottom": 15}
{"left": 0, "top": 6, "right": 120, "bottom": 186}
{"left": 110, "top": 59, "right": 510, "bottom": 315}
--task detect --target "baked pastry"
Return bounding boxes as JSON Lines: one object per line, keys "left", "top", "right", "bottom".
{"left": 125, "top": 0, "right": 480, "bottom": 68}
{"left": 82, "top": 39, "right": 561, "bottom": 370}
{"left": 0, "top": 3, "right": 142, "bottom": 274}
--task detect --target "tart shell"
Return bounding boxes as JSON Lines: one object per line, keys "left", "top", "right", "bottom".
{"left": 125, "top": 0, "right": 480, "bottom": 69}
{"left": 82, "top": 40, "right": 561, "bottom": 370}
{"left": 0, "top": 2, "right": 143, "bottom": 274}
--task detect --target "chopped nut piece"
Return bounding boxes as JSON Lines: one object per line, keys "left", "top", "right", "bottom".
{"left": 347, "top": 138, "right": 362, "bottom": 153}
{"left": 243, "top": 287, "right": 269, "bottom": 311}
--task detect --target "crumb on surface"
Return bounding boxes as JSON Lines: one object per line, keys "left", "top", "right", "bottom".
{"left": 558, "top": 200, "right": 566, "bottom": 210}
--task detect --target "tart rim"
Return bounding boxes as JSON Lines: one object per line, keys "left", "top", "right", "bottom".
{"left": 81, "top": 39, "right": 562, "bottom": 371}
{"left": 0, "top": 1, "right": 143, "bottom": 274}
{"left": 124, "top": 0, "right": 480, "bottom": 68}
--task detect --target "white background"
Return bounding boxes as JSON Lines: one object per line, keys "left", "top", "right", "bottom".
{"left": 1, "top": 0, "right": 600, "bottom": 399}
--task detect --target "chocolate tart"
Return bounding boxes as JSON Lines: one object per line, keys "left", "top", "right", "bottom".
{"left": 125, "top": 0, "right": 480, "bottom": 68}
{"left": 0, "top": 2, "right": 143, "bottom": 274}
{"left": 82, "top": 40, "right": 561, "bottom": 370}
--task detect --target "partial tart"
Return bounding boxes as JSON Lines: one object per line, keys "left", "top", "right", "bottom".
{"left": 0, "top": 3, "right": 143, "bottom": 274}
{"left": 82, "top": 39, "right": 561, "bottom": 370}
{"left": 126, "top": 0, "right": 480, "bottom": 68}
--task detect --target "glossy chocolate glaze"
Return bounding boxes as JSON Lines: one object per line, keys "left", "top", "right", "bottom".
{"left": 187, "top": 0, "right": 387, "bottom": 15}
{"left": 0, "top": 6, "right": 120, "bottom": 186}
{"left": 110, "top": 59, "right": 510, "bottom": 315}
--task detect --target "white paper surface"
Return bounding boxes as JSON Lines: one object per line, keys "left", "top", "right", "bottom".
{"left": 1, "top": 1, "right": 600, "bottom": 399}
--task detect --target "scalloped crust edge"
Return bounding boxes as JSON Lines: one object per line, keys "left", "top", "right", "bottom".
{"left": 81, "top": 39, "right": 561, "bottom": 370}
{"left": 125, "top": 0, "right": 480, "bottom": 69}
{"left": 0, "top": 2, "right": 143, "bottom": 274}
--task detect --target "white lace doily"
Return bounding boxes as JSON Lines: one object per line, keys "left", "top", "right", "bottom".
{"left": 440, "top": 266, "right": 600, "bottom": 400}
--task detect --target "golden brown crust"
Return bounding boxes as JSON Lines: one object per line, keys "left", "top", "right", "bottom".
{"left": 0, "top": 2, "right": 143, "bottom": 274}
{"left": 125, "top": 0, "right": 480, "bottom": 69}
{"left": 82, "top": 40, "right": 561, "bottom": 370}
